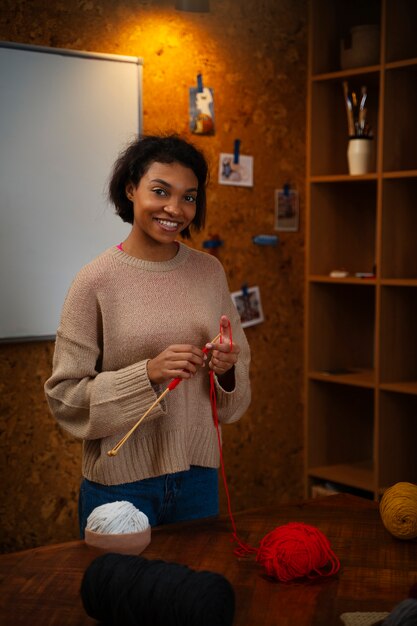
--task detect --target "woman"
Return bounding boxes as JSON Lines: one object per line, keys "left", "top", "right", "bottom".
{"left": 44, "top": 134, "right": 251, "bottom": 536}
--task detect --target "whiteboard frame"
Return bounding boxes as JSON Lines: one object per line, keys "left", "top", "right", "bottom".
{"left": 0, "top": 40, "right": 143, "bottom": 128}
{"left": 0, "top": 41, "right": 143, "bottom": 343}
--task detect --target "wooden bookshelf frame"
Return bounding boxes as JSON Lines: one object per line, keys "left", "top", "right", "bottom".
{"left": 305, "top": 0, "right": 417, "bottom": 500}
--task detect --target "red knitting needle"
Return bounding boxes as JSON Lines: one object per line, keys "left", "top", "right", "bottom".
{"left": 107, "top": 333, "right": 221, "bottom": 457}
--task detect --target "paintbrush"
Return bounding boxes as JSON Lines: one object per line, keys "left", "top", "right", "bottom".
{"left": 343, "top": 81, "right": 355, "bottom": 136}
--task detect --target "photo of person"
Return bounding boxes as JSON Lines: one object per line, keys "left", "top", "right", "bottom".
{"left": 274, "top": 188, "right": 299, "bottom": 231}
{"left": 231, "top": 286, "right": 264, "bottom": 328}
{"left": 218, "top": 153, "right": 254, "bottom": 187}
{"left": 189, "top": 85, "right": 215, "bottom": 135}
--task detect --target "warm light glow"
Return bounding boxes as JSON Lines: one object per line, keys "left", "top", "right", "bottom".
{"left": 108, "top": 10, "right": 215, "bottom": 59}
{"left": 102, "top": 9, "right": 220, "bottom": 138}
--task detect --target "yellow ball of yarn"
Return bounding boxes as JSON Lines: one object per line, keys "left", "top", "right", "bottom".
{"left": 380, "top": 482, "right": 417, "bottom": 540}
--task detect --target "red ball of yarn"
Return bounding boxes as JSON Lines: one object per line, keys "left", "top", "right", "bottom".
{"left": 255, "top": 522, "right": 340, "bottom": 582}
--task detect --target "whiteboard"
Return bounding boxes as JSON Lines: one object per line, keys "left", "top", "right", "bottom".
{"left": 0, "top": 42, "right": 142, "bottom": 341}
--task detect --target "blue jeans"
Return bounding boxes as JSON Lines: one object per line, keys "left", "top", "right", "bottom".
{"left": 78, "top": 466, "right": 219, "bottom": 538}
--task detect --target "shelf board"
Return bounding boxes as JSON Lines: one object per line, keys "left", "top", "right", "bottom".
{"left": 311, "top": 59, "right": 417, "bottom": 83}
{"left": 309, "top": 275, "right": 376, "bottom": 285}
{"left": 308, "top": 369, "right": 375, "bottom": 388}
{"left": 310, "top": 173, "right": 377, "bottom": 183}
{"left": 380, "top": 381, "right": 417, "bottom": 395}
{"left": 380, "top": 279, "right": 417, "bottom": 287}
{"left": 309, "top": 279, "right": 417, "bottom": 288}
{"left": 311, "top": 66, "right": 380, "bottom": 82}
{"left": 307, "top": 461, "right": 374, "bottom": 493}
{"left": 385, "top": 57, "right": 417, "bottom": 70}
{"left": 383, "top": 169, "right": 417, "bottom": 179}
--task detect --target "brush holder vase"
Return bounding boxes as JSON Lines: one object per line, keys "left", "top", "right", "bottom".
{"left": 347, "top": 137, "right": 373, "bottom": 175}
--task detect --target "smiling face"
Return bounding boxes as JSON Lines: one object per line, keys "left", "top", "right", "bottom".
{"left": 125, "top": 161, "right": 198, "bottom": 260}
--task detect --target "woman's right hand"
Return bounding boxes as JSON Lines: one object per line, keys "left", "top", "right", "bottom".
{"left": 147, "top": 344, "right": 207, "bottom": 384}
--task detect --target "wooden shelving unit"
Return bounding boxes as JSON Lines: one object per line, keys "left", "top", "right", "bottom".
{"left": 305, "top": 0, "right": 417, "bottom": 500}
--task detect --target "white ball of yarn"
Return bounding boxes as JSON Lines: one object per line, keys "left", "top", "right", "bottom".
{"left": 86, "top": 501, "right": 149, "bottom": 535}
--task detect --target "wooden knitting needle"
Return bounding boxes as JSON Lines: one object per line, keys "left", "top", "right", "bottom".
{"left": 107, "top": 333, "right": 221, "bottom": 457}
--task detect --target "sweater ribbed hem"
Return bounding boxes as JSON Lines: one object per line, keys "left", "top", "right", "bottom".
{"left": 83, "top": 425, "right": 220, "bottom": 485}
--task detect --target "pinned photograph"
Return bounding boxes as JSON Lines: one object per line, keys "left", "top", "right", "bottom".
{"left": 189, "top": 74, "right": 215, "bottom": 135}
{"left": 274, "top": 187, "right": 299, "bottom": 232}
{"left": 218, "top": 153, "right": 254, "bottom": 187}
{"left": 231, "top": 285, "right": 264, "bottom": 328}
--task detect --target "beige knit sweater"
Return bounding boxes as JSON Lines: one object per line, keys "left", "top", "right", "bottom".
{"left": 44, "top": 243, "right": 251, "bottom": 485}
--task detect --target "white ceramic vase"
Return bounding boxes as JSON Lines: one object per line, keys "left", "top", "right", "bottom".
{"left": 347, "top": 137, "right": 373, "bottom": 175}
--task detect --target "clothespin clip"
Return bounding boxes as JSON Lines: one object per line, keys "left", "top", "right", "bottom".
{"left": 252, "top": 234, "right": 279, "bottom": 246}
{"left": 233, "top": 139, "right": 241, "bottom": 165}
{"left": 202, "top": 234, "right": 224, "bottom": 256}
{"left": 197, "top": 73, "right": 204, "bottom": 93}
{"left": 241, "top": 283, "right": 249, "bottom": 297}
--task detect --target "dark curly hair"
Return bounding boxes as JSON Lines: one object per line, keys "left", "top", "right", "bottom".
{"left": 108, "top": 134, "right": 208, "bottom": 239}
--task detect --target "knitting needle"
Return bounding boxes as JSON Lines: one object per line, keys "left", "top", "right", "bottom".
{"left": 107, "top": 333, "right": 221, "bottom": 457}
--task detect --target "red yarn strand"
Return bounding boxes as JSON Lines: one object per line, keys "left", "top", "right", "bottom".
{"left": 208, "top": 320, "right": 340, "bottom": 581}
{"left": 209, "top": 321, "right": 257, "bottom": 557}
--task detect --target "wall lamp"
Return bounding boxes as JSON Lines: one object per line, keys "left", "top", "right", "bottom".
{"left": 175, "top": 0, "right": 210, "bottom": 11}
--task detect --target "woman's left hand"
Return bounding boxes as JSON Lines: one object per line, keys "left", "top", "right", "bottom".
{"left": 205, "top": 315, "right": 240, "bottom": 376}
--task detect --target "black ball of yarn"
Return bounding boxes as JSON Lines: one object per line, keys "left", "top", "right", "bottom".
{"left": 80, "top": 553, "right": 235, "bottom": 626}
{"left": 382, "top": 598, "right": 417, "bottom": 626}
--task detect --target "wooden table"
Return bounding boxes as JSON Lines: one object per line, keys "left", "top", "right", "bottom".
{"left": 0, "top": 494, "right": 416, "bottom": 626}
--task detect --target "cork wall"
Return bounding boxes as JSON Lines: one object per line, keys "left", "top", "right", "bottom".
{"left": 0, "top": 0, "right": 307, "bottom": 552}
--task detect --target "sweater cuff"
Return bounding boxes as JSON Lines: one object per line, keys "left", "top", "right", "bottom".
{"left": 213, "top": 362, "right": 251, "bottom": 424}
{"left": 115, "top": 360, "right": 167, "bottom": 425}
